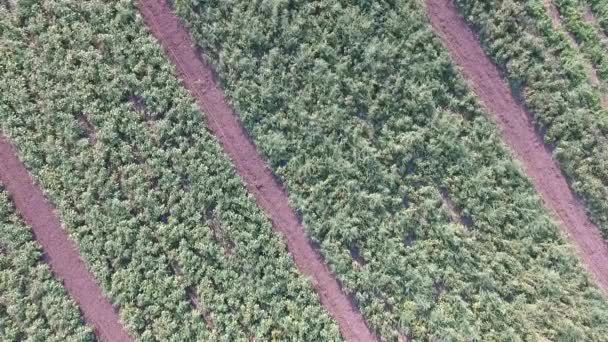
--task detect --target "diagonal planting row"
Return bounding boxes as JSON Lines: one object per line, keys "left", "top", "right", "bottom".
{"left": 454, "top": 0, "right": 608, "bottom": 238}
{"left": 542, "top": 0, "right": 606, "bottom": 104}
{"left": 0, "top": 181, "right": 94, "bottom": 341}
{"left": 172, "top": 0, "right": 608, "bottom": 340}
{"left": 426, "top": 0, "right": 608, "bottom": 295}
{"left": 585, "top": 0, "right": 608, "bottom": 38}
{"left": 550, "top": 0, "right": 608, "bottom": 84}
{"left": 537, "top": 0, "right": 608, "bottom": 98}
{"left": 0, "top": 138, "right": 132, "bottom": 341}
{"left": 4, "top": 0, "right": 608, "bottom": 340}
{"left": 135, "top": 0, "right": 374, "bottom": 340}
{"left": 0, "top": 1, "right": 340, "bottom": 340}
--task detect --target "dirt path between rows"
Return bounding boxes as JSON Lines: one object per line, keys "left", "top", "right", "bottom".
{"left": 136, "top": 0, "right": 376, "bottom": 340}
{"left": 427, "top": 0, "right": 608, "bottom": 293}
{"left": 0, "top": 137, "right": 132, "bottom": 341}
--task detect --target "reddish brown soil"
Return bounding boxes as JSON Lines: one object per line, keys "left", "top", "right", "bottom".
{"left": 0, "top": 137, "right": 132, "bottom": 342}
{"left": 136, "top": 0, "right": 376, "bottom": 340}
{"left": 427, "top": 0, "right": 608, "bottom": 293}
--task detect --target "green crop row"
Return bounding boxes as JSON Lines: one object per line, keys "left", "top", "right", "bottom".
{"left": 552, "top": 0, "right": 608, "bottom": 83}
{"left": 0, "top": 184, "right": 94, "bottom": 341}
{"left": 456, "top": 0, "right": 608, "bottom": 238}
{"left": 0, "top": 1, "right": 339, "bottom": 341}
{"left": 586, "top": 0, "right": 608, "bottom": 36}
{"left": 174, "top": 0, "right": 608, "bottom": 340}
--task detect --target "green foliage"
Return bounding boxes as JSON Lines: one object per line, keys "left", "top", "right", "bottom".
{"left": 456, "top": 0, "right": 608, "bottom": 239}
{"left": 586, "top": 0, "right": 608, "bottom": 36}
{"left": 174, "top": 0, "right": 608, "bottom": 340}
{"left": 552, "top": 0, "right": 608, "bottom": 83}
{"left": 0, "top": 0, "right": 339, "bottom": 341}
{"left": 0, "top": 185, "right": 94, "bottom": 341}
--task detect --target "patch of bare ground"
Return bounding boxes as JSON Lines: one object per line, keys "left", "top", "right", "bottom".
{"left": 136, "top": 0, "right": 376, "bottom": 340}
{"left": 348, "top": 245, "right": 366, "bottom": 269}
{"left": 404, "top": 232, "right": 416, "bottom": 247}
{"left": 438, "top": 187, "right": 473, "bottom": 229}
{"left": 76, "top": 113, "right": 97, "bottom": 144}
{"left": 128, "top": 94, "right": 159, "bottom": 129}
{"left": 0, "top": 136, "right": 132, "bottom": 341}
{"left": 427, "top": 0, "right": 608, "bottom": 294}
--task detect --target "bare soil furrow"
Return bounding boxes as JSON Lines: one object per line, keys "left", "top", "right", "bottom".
{"left": 136, "top": 0, "right": 376, "bottom": 340}
{"left": 0, "top": 136, "right": 132, "bottom": 341}
{"left": 427, "top": 0, "right": 608, "bottom": 293}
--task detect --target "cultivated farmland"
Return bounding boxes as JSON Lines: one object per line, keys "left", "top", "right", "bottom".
{"left": 2, "top": 0, "right": 608, "bottom": 341}
{"left": 588, "top": 0, "right": 608, "bottom": 36}
{"left": 172, "top": 0, "right": 608, "bottom": 339}
{"left": 455, "top": 0, "right": 608, "bottom": 238}
{"left": 0, "top": 184, "right": 93, "bottom": 341}
{"left": 0, "top": 1, "right": 339, "bottom": 340}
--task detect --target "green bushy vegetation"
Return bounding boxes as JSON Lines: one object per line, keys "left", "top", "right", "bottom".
{"left": 552, "top": 0, "right": 608, "bottom": 83}
{"left": 0, "top": 1, "right": 339, "bottom": 341}
{"left": 174, "top": 0, "right": 608, "bottom": 340}
{"left": 587, "top": 0, "right": 608, "bottom": 36}
{"left": 456, "top": 0, "right": 608, "bottom": 238}
{"left": 0, "top": 185, "right": 94, "bottom": 341}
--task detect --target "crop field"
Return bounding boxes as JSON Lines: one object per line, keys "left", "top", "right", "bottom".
{"left": 455, "top": 0, "right": 608, "bottom": 237}
{"left": 0, "top": 184, "right": 93, "bottom": 341}
{"left": 588, "top": 0, "right": 608, "bottom": 37}
{"left": 0, "top": 1, "right": 338, "bottom": 340}
{"left": 2, "top": 0, "right": 608, "bottom": 341}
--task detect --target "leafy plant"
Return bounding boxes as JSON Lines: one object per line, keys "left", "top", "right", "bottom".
{"left": 174, "top": 0, "right": 608, "bottom": 340}
{"left": 0, "top": 185, "right": 94, "bottom": 341}
{"left": 0, "top": 1, "right": 339, "bottom": 340}
{"left": 456, "top": 0, "right": 608, "bottom": 239}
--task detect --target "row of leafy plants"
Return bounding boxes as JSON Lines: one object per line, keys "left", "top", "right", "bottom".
{"left": 552, "top": 0, "right": 608, "bottom": 83}
{"left": 586, "top": 0, "right": 608, "bottom": 36}
{"left": 0, "top": 1, "right": 339, "bottom": 341}
{"left": 456, "top": 0, "right": 608, "bottom": 238}
{"left": 0, "top": 184, "right": 94, "bottom": 341}
{"left": 533, "top": 0, "right": 602, "bottom": 87}
{"left": 174, "top": 0, "right": 608, "bottom": 340}
{"left": 539, "top": 0, "right": 608, "bottom": 94}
